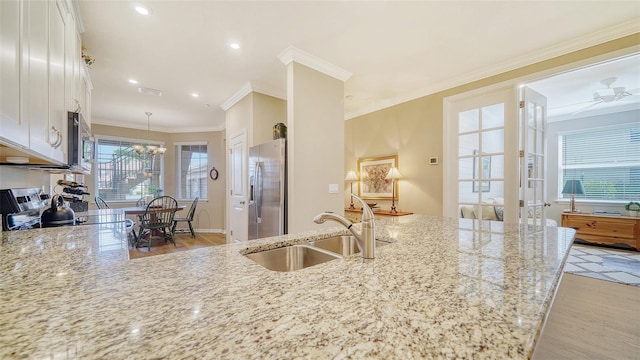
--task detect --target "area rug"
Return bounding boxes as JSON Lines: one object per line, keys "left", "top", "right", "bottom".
{"left": 564, "top": 244, "right": 640, "bottom": 287}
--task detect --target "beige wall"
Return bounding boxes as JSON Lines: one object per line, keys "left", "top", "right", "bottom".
{"left": 225, "top": 95, "right": 253, "bottom": 146}
{"left": 224, "top": 92, "right": 287, "bottom": 147}
{"left": 252, "top": 93, "right": 287, "bottom": 145}
{"left": 288, "top": 62, "right": 345, "bottom": 233}
{"left": 89, "top": 123, "right": 226, "bottom": 232}
{"left": 346, "top": 33, "right": 640, "bottom": 217}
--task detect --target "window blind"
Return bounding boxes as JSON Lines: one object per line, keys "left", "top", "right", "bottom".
{"left": 560, "top": 125, "right": 640, "bottom": 201}
{"left": 177, "top": 144, "right": 208, "bottom": 199}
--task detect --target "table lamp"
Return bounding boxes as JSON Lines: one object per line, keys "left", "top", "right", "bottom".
{"left": 385, "top": 167, "right": 402, "bottom": 213}
{"left": 345, "top": 170, "right": 359, "bottom": 210}
{"left": 562, "top": 179, "right": 585, "bottom": 213}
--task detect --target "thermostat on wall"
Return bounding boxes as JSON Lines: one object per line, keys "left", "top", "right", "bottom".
{"left": 429, "top": 157, "right": 439, "bottom": 165}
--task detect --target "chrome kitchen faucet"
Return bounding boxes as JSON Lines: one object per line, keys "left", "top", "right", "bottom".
{"left": 313, "top": 194, "right": 376, "bottom": 259}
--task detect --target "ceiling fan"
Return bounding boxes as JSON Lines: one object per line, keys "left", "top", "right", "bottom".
{"left": 592, "top": 77, "right": 632, "bottom": 103}
{"left": 571, "top": 77, "right": 638, "bottom": 115}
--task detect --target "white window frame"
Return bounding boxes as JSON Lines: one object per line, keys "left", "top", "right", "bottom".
{"left": 557, "top": 122, "right": 640, "bottom": 204}
{"left": 94, "top": 135, "right": 165, "bottom": 203}
{"left": 175, "top": 141, "right": 208, "bottom": 201}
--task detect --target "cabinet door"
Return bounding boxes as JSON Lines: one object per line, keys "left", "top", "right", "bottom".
{"left": 0, "top": 0, "right": 28, "bottom": 148}
{"left": 25, "top": 0, "right": 52, "bottom": 158}
{"left": 64, "top": 5, "right": 78, "bottom": 111}
{"left": 48, "top": 0, "right": 67, "bottom": 162}
{"left": 80, "top": 64, "right": 92, "bottom": 126}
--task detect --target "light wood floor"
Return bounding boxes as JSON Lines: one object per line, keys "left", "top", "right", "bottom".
{"left": 533, "top": 273, "right": 640, "bottom": 360}
{"left": 129, "top": 231, "right": 226, "bottom": 259}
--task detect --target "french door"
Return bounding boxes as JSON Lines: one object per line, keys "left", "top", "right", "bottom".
{"left": 519, "top": 87, "right": 549, "bottom": 229}
{"left": 444, "top": 87, "right": 519, "bottom": 222}
{"left": 444, "top": 85, "right": 548, "bottom": 226}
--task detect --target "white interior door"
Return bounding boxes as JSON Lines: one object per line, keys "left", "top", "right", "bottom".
{"left": 519, "top": 87, "right": 548, "bottom": 228}
{"left": 228, "top": 130, "right": 247, "bottom": 243}
{"left": 444, "top": 87, "right": 519, "bottom": 222}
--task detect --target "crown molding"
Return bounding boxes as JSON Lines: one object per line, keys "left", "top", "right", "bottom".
{"left": 92, "top": 118, "right": 226, "bottom": 133}
{"left": 220, "top": 82, "right": 252, "bottom": 111}
{"left": 221, "top": 81, "right": 286, "bottom": 111}
{"left": 345, "top": 20, "right": 640, "bottom": 120}
{"left": 278, "top": 45, "right": 352, "bottom": 82}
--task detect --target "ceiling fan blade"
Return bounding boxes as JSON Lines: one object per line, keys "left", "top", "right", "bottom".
{"left": 570, "top": 100, "right": 603, "bottom": 116}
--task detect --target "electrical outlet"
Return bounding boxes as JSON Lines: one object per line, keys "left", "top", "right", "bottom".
{"left": 429, "top": 157, "right": 439, "bottom": 165}
{"left": 329, "top": 184, "right": 339, "bottom": 193}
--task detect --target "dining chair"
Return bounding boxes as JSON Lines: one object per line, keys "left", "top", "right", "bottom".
{"left": 95, "top": 196, "right": 137, "bottom": 246}
{"left": 136, "top": 197, "right": 146, "bottom": 207}
{"left": 136, "top": 195, "right": 178, "bottom": 251}
{"left": 95, "top": 196, "right": 109, "bottom": 209}
{"left": 172, "top": 197, "right": 198, "bottom": 238}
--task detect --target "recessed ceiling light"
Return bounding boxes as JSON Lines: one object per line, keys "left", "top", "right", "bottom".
{"left": 191, "top": 93, "right": 199, "bottom": 98}
{"left": 135, "top": 6, "right": 149, "bottom": 15}
{"left": 229, "top": 42, "right": 240, "bottom": 50}
{"left": 128, "top": 79, "right": 138, "bottom": 84}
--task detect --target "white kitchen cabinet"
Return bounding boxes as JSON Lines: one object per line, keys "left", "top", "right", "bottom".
{"left": 79, "top": 62, "right": 93, "bottom": 126}
{"left": 23, "top": 0, "right": 53, "bottom": 158}
{"left": 64, "top": 2, "right": 79, "bottom": 112}
{"left": 0, "top": 0, "right": 29, "bottom": 149}
{"left": 47, "top": 0, "right": 68, "bottom": 162}
{"left": 0, "top": 0, "right": 88, "bottom": 165}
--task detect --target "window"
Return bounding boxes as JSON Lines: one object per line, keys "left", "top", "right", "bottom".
{"left": 95, "top": 136, "right": 164, "bottom": 202}
{"left": 559, "top": 124, "right": 640, "bottom": 201}
{"left": 176, "top": 143, "right": 208, "bottom": 199}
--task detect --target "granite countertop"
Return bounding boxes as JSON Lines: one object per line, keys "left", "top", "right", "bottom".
{"left": 0, "top": 215, "right": 575, "bottom": 359}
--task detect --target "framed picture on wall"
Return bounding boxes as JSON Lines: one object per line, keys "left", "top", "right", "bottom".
{"left": 473, "top": 150, "right": 491, "bottom": 192}
{"left": 357, "top": 155, "right": 398, "bottom": 200}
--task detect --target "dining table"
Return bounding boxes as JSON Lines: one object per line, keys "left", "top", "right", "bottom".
{"left": 119, "top": 205, "right": 186, "bottom": 248}
{"left": 119, "top": 204, "right": 186, "bottom": 216}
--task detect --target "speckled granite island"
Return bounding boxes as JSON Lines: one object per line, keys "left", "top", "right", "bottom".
{"left": 0, "top": 215, "right": 575, "bottom": 359}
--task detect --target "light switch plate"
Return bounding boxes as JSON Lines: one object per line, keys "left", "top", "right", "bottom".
{"left": 429, "top": 156, "right": 439, "bottom": 165}
{"left": 329, "top": 184, "right": 339, "bottom": 193}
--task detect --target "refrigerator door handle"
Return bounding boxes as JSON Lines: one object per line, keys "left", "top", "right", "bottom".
{"left": 256, "top": 162, "right": 263, "bottom": 223}
{"left": 249, "top": 175, "right": 255, "bottom": 205}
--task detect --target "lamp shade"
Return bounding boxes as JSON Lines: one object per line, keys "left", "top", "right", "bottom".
{"left": 345, "top": 170, "right": 359, "bottom": 181}
{"left": 385, "top": 167, "right": 403, "bottom": 180}
{"left": 562, "top": 179, "right": 585, "bottom": 195}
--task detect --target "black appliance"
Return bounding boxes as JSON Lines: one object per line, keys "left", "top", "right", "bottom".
{"left": 0, "top": 188, "right": 47, "bottom": 230}
{"left": 67, "top": 111, "right": 94, "bottom": 174}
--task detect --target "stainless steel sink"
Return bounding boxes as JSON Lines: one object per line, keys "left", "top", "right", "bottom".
{"left": 244, "top": 244, "right": 342, "bottom": 272}
{"left": 309, "top": 235, "right": 391, "bottom": 256}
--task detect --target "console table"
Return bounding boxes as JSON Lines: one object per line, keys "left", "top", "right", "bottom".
{"left": 561, "top": 212, "right": 640, "bottom": 250}
{"left": 345, "top": 208, "right": 413, "bottom": 223}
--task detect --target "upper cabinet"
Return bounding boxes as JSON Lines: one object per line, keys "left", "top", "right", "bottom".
{"left": 0, "top": 0, "right": 28, "bottom": 149}
{"left": 0, "top": 0, "right": 90, "bottom": 165}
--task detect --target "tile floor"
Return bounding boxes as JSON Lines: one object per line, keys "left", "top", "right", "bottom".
{"left": 564, "top": 244, "right": 640, "bottom": 286}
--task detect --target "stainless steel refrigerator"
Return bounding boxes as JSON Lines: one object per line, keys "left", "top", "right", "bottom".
{"left": 248, "top": 138, "right": 287, "bottom": 240}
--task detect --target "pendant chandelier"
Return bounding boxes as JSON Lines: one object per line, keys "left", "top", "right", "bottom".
{"left": 132, "top": 112, "right": 167, "bottom": 155}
